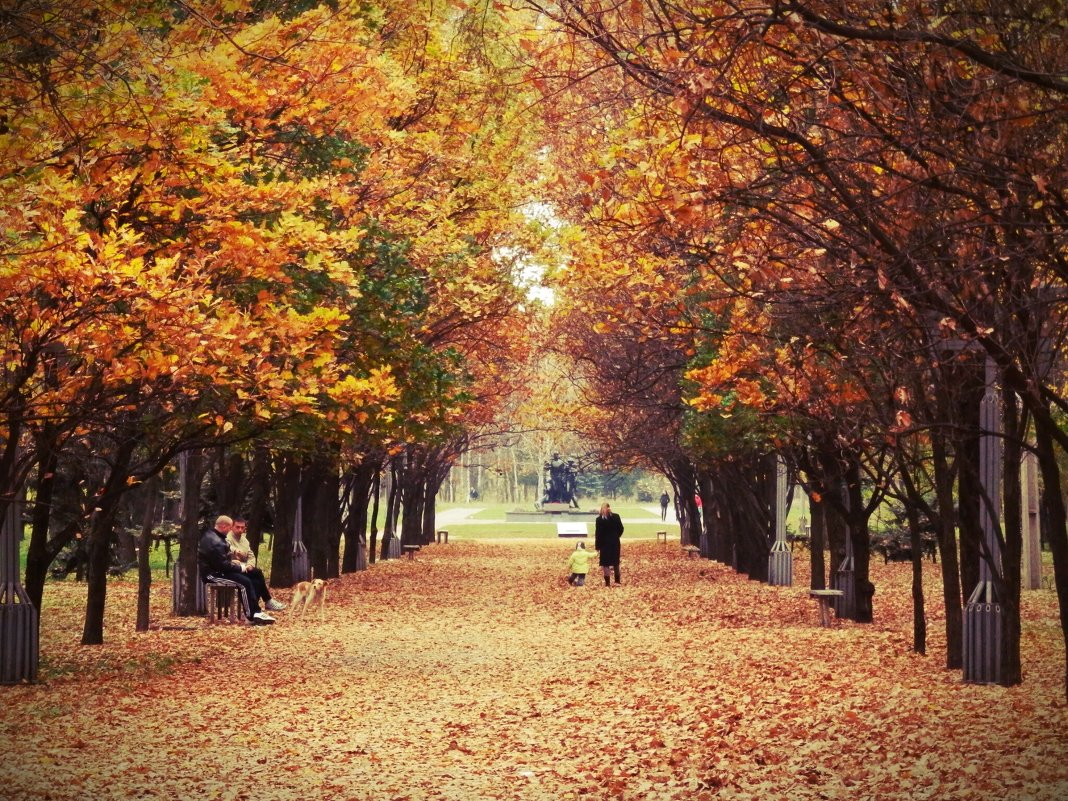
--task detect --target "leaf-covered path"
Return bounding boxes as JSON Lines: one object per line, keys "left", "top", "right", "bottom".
{"left": 2, "top": 540, "right": 1066, "bottom": 800}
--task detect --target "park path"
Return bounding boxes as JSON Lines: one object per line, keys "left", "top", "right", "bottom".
{"left": 1, "top": 540, "right": 1066, "bottom": 800}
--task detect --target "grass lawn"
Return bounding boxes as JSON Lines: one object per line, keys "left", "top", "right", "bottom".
{"left": 23, "top": 534, "right": 278, "bottom": 586}
{"left": 436, "top": 521, "right": 680, "bottom": 541}
{"left": 450, "top": 500, "right": 661, "bottom": 518}
{"left": 437, "top": 500, "right": 675, "bottom": 541}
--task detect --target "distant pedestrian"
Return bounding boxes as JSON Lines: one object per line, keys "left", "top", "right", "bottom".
{"left": 594, "top": 502, "right": 624, "bottom": 586}
{"left": 566, "top": 541, "right": 593, "bottom": 586}
{"left": 659, "top": 491, "right": 670, "bottom": 521}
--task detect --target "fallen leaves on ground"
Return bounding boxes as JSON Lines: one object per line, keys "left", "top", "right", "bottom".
{"left": 1, "top": 540, "right": 1066, "bottom": 800}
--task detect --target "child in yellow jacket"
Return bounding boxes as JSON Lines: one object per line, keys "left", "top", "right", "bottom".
{"left": 567, "top": 541, "right": 594, "bottom": 586}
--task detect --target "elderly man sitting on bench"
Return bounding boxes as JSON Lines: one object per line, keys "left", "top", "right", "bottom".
{"left": 198, "top": 515, "right": 275, "bottom": 626}
{"left": 227, "top": 518, "right": 285, "bottom": 613}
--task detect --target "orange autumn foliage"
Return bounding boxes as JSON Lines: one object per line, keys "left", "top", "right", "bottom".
{"left": 2, "top": 538, "right": 1065, "bottom": 799}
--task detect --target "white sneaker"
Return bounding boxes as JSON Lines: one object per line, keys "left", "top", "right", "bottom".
{"left": 265, "top": 599, "right": 286, "bottom": 611}
{"left": 252, "top": 611, "right": 275, "bottom": 624}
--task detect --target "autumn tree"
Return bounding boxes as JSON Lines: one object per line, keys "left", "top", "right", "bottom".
{"left": 0, "top": 0, "right": 515, "bottom": 655}
{"left": 520, "top": 0, "right": 1067, "bottom": 687}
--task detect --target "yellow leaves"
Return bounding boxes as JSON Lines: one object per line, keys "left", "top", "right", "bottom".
{"left": 206, "top": 415, "right": 235, "bottom": 434}
{"left": 0, "top": 0, "right": 530, "bottom": 457}
{"left": 9, "top": 539, "right": 1067, "bottom": 800}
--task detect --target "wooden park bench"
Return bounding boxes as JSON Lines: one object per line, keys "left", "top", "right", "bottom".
{"left": 205, "top": 577, "right": 245, "bottom": 624}
{"left": 436, "top": 529, "right": 449, "bottom": 544}
{"left": 656, "top": 530, "right": 668, "bottom": 544}
{"left": 402, "top": 544, "right": 421, "bottom": 561}
{"left": 809, "top": 589, "right": 844, "bottom": 628}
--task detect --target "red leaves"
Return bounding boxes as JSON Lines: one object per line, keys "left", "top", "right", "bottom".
{"left": 5, "top": 540, "right": 1066, "bottom": 799}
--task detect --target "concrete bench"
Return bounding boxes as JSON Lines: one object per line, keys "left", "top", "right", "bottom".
{"left": 682, "top": 545, "right": 700, "bottom": 559}
{"left": 809, "top": 589, "right": 844, "bottom": 627}
{"left": 436, "top": 529, "right": 449, "bottom": 544}
{"left": 402, "top": 544, "right": 421, "bottom": 561}
{"left": 656, "top": 530, "right": 668, "bottom": 544}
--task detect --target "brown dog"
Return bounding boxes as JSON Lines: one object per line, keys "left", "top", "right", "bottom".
{"left": 291, "top": 578, "right": 326, "bottom": 622}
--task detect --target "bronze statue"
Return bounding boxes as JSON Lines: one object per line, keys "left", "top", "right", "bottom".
{"left": 542, "top": 452, "right": 579, "bottom": 507}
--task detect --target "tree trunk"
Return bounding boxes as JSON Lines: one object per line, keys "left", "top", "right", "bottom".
{"left": 342, "top": 461, "right": 375, "bottom": 573}
{"left": 422, "top": 472, "right": 439, "bottom": 547}
{"left": 136, "top": 475, "right": 160, "bottom": 632}
{"left": 175, "top": 449, "right": 206, "bottom": 616}
{"left": 809, "top": 493, "right": 827, "bottom": 590}
{"left": 115, "top": 511, "right": 137, "bottom": 567}
{"left": 672, "top": 459, "right": 700, "bottom": 548}
{"left": 510, "top": 448, "right": 519, "bottom": 506}
{"left": 400, "top": 476, "right": 425, "bottom": 549}
{"left": 82, "top": 438, "right": 138, "bottom": 645}
{"left": 368, "top": 466, "right": 381, "bottom": 565}
{"left": 322, "top": 463, "right": 342, "bottom": 578}
{"left": 728, "top": 457, "right": 773, "bottom": 581}
{"left": 390, "top": 458, "right": 404, "bottom": 535}
{"left": 24, "top": 426, "right": 66, "bottom": 612}
{"left": 931, "top": 429, "right": 964, "bottom": 669}
{"left": 304, "top": 452, "right": 340, "bottom": 579}
{"left": 381, "top": 459, "right": 400, "bottom": 560}
{"left": 269, "top": 452, "right": 302, "bottom": 588}
{"left": 213, "top": 447, "right": 246, "bottom": 515}
{"left": 823, "top": 483, "right": 847, "bottom": 579}
{"left": 1032, "top": 411, "right": 1068, "bottom": 701}
{"left": 998, "top": 391, "right": 1024, "bottom": 686}
{"left": 901, "top": 497, "right": 927, "bottom": 654}
{"left": 696, "top": 470, "right": 717, "bottom": 560}
{"left": 845, "top": 462, "right": 874, "bottom": 624}
{"left": 956, "top": 371, "right": 984, "bottom": 602}
{"left": 245, "top": 444, "right": 271, "bottom": 557}
{"left": 0, "top": 415, "right": 23, "bottom": 549}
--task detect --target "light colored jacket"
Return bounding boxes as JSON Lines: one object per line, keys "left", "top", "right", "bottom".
{"left": 226, "top": 532, "right": 256, "bottom": 569}
{"left": 567, "top": 548, "right": 593, "bottom": 575}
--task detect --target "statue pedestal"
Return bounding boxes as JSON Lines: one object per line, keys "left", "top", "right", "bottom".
{"left": 541, "top": 503, "right": 572, "bottom": 513}
{"left": 505, "top": 509, "right": 598, "bottom": 523}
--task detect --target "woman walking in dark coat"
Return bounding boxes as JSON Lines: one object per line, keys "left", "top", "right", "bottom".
{"left": 594, "top": 502, "right": 624, "bottom": 586}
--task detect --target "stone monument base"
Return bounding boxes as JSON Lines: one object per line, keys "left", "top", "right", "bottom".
{"left": 541, "top": 502, "right": 572, "bottom": 513}
{"left": 505, "top": 507, "right": 599, "bottom": 523}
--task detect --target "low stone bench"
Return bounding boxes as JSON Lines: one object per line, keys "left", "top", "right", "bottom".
{"left": 402, "top": 544, "right": 421, "bottom": 561}
{"left": 682, "top": 545, "right": 700, "bottom": 559}
{"left": 809, "top": 589, "right": 844, "bottom": 628}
